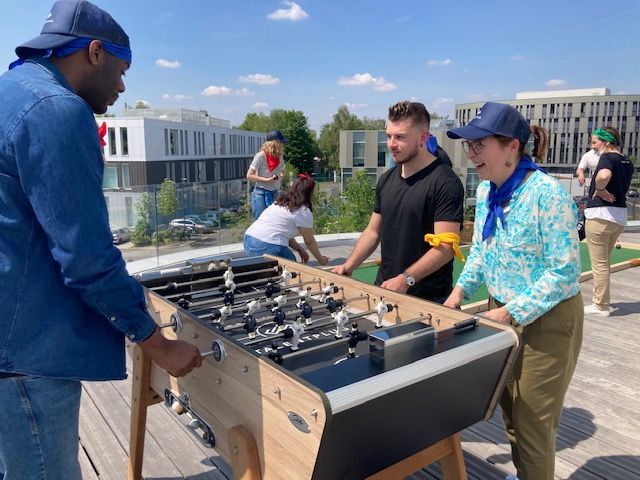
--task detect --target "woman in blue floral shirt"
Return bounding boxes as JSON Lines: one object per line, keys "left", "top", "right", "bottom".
{"left": 444, "top": 102, "right": 583, "bottom": 480}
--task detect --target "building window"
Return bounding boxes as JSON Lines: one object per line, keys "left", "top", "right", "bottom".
{"left": 197, "top": 161, "right": 206, "bottom": 182}
{"left": 103, "top": 164, "right": 118, "bottom": 188}
{"left": 465, "top": 168, "right": 479, "bottom": 198}
{"left": 125, "top": 196, "right": 133, "bottom": 227}
{"left": 169, "top": 130, "right": 178, "bottom": 155}
{"left": 213, "top": 133, "right": 217, "bottom": 155}
{"left": 120, "top": 128, "right": 128, "bottom": 156}
{"left": 164, "top": 129, "right": 169, "bottom": 155}
{"left": 352, "top": 132, "right": 365, "bottom": 167}
{"left": 108, "top": 127, "right": 116, "bottom": 155}
{"left": 122, "top": 164, "right": 131, "bottom": 189}
{"left": 220, "top": 134, "right": 226, "bottom": 155}
{"left": 377, "top": 131, "right": 388, "bottom": 167}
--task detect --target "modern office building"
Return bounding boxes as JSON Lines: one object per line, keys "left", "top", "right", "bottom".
{"left": 99, "top": 107, "right": 265, "bottom": 228}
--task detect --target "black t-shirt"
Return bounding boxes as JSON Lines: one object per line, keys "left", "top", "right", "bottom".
{"left": 586, "top": 152, "right": 633, "bottom": 209}
{"left": 374, "top": 151, "right": 464, "bottom": 300}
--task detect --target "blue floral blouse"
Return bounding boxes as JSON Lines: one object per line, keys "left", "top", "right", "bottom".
{"left": 457, "top": 170, "right": 581, "bottom": 325}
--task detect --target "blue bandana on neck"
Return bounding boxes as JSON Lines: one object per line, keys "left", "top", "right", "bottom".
{"left": 482, "top": 156, "right": 543, "bottom": 241}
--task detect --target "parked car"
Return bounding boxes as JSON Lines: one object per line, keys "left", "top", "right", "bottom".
{"left": 184, "top": 215, "right": 217, "bottom": 228}
{"left": 628, "top": 187, "right": 639, "bottom": 198}
{"left": 111, "top": 227, "right": 131, "bottom": 244}
{"left": 168, "top": 218, "right": 213, "bottom": 234}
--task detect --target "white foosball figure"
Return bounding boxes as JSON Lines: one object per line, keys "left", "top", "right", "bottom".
{"left": 375, "top": 298, "right": 388, "bottom": 328}
{"left": 334, "top": 307, "right": 349, "bottom": 339}
{"left": 272, "top": 293, "right": 287, "bottom": 309}
{"left": 246, "top": 298, "right": 260, "bottom": 315}
{"left": 223, "top": 266, "right": 234, "bottom": 283}
{"left": 319, "top": 284, "right": 335, "bottom": 303}
{"left": 225, "top": 278, "right": 236, "bottom": 293}
{"left": 280, "top": 266, "right": 292, "bottom": 286}
{"left": 296, "top": 289, "right": 310, "bottom": 309}
{"left": 289, "top": 317, "right": 306, "bottom": 351}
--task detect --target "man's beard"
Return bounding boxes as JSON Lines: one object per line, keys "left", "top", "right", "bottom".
{"left": 392, "top": 143, "right": 420, "bottom": 164}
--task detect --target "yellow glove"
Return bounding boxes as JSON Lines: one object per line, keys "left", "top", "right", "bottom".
{"left": 424, "top": 232, "right": 465, "bottom": 262}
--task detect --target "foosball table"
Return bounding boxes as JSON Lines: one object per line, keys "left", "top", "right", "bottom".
{"left": 127, "top": 255, "right": 519, "bottom": 480}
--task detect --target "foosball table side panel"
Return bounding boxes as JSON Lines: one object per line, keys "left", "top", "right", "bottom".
{"left": 310, "top": 348, "right": 512, "bottom": 479}
{"left": 144, "top": 290, "right": 332, "bottom": 480}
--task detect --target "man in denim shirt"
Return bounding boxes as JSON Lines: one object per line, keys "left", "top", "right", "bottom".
{"left": 0, "top": 2, "right": 202, "bottom": 478}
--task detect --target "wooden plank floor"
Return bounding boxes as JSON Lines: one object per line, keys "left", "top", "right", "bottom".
{"left": 78, "top": 237, "right": 640, "bottom": 479}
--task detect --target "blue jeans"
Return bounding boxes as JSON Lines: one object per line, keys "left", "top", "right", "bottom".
{"left": 0, "top": 376, "right": 82, "bottom": 480}
{"left": 251, "top": 187, "right": 278, "bottom": 220}
{"left": 244, "top": 235, "right": 296, "bottom": 261}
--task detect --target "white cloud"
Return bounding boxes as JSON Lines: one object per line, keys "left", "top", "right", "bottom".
{"left": 545, "top": 79, "right": 567, "bottom": 87}
{"left": 267, "top": 1, "right": 309, "bottom": 21}
{"left": 155, "top": 58, "right": 181, "bottom": 69}
{"left": 344, "top": 102, "right": 368, "bottom": 110}
{"left": 162, "top": 94, "right": 192, "bottom": 101}
{"left": 394, "top": 15, "right": 412, "bottom": 23}
{"left": 510, "top": 54, "right": 525, "bottom": 62}
{"left": 337, "top": 73, "right": 397, "bottom": 91}
{"left": 252, "top": 102, "right": 270, "bottom": 109}
{"left": 433, "top": 97, "right": 453, "bottom": 108}
{"left": 201, "top": 85, "right": 255, "bottom": 96}
{"left": 427, "top": 58, "right": 452, "bottom": 66}
{"left": 239, "top": 73, "right": 280, "bottom": 85}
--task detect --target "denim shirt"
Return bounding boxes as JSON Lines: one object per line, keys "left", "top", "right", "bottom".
{"left": 0, "top": 59, "right": 156, "bottom": 380}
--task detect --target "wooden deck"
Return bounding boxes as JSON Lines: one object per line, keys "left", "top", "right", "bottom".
{"left": 79, "top": 236, "right": 640, "bottom": 479}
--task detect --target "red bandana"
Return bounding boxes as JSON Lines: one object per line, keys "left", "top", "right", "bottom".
{"left": 97, "top": 122, "right": 107, "bottom": 147}
{"left": 265, "top": 152, "right": 280, "bottom": 172}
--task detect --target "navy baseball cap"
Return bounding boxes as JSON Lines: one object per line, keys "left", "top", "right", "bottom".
{"left": 265, "top": 130, "right": 288, "bottom": 143}
{"left": 15, "top": 0, "right": 129, "bottom": 59}
{"left": 447, "top": 102, "right": 531, "bottom": 144}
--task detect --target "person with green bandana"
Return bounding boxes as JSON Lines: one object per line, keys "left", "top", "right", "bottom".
{"left": 583, "top": 127, "right": 634, "bottom": 317}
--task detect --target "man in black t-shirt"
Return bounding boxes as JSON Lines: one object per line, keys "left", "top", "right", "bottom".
{"left": 333, "top": 101, "right": 464, "bottom": 302}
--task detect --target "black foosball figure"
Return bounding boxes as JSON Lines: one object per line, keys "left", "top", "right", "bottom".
{"left": 265, "top": 342, "right": 283, "bottom": 365}
{"left": 347, "top": 322, "right": 369, "bottom": 358}
{"left": 243, "top": 313, "right": 257, "bottom": 339}
{"left": 300, "top": 300, "right": 313, "bottom": 325}
{"left": 264, "top": 282, "right": 281, "bottom": 299}
{"left": 177, "top": 297, "right": 191, "bottom": 310}
{"left": 272, "top": 306, "right": 286, "bottom": 331}
{"left": 296, "top": 289, "right": 310, "bottom": 309}
{"left": 333, "top": 306, "right": 349, "bottom": 339}
{"left": 325, "top": 296, "right": 343, "bottom": 314}
{"left": 222, "top": 288, "right": 235, "bottom": 306}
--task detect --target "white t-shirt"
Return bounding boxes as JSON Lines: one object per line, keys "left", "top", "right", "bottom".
{"left": 249, "top": 151, "right": 285, "bottom": 191}
{"left": 245, "top": 204, "right": 313, "bottom": 246}
{"left": 577, "top": 150, "right": 600, "bottom": 172}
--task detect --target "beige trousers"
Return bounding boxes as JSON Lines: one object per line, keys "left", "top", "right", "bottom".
{"left": 585, "top": 218, "right": 624, "bottom": 308}
{"left": 492, "top": 293, "right": 584, "bottom": 480}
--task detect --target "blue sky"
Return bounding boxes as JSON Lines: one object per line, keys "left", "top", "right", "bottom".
{"left": 2, "top": 0, "right": 640, "bottom": 132}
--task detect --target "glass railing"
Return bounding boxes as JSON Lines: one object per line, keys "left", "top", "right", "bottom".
{"left": 106, "top": 178, "right": 639, "bottom": 270}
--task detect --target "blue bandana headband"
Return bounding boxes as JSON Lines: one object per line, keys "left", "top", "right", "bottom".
{"left": 482, "top": 156, "right": 544, "bottom": 241}
{"left": 9, "top": 37, "right": 131, "bottom": 70}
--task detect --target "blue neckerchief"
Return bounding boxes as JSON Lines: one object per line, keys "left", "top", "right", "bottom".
{"left": 482, "top": 156, "right": 543, "bottom": 241}
{"left": 427, "top": 134, "right": 438, "bottom": 154}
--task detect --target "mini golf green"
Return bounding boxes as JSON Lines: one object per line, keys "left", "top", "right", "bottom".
{"left": 352, "top": 244, "right": 640, "bottom": 305}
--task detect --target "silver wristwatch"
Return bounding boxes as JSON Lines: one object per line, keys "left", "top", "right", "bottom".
{"left": 401, "top": 271, "right": 416, "bottom": 286}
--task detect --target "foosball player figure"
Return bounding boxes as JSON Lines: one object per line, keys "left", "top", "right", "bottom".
{"left": 347, "top": 322, "right": 369, "bottom": 358}
{"left": 264, "top": 282, "right": 281, "bottom": 299}
{"left": 295, "top": 288, "right": 310, "bottom": 309}
{"left": 224, "top": 277, "right": 236, "bottom": 293}
{"left": 300, "top": 300, "right": 313, "bottom": 325}
{"left": 333, "top": 306, "right": 349, "bottom": 339}
{"left": 272, "top": 305, "right": 287, "bottom": 331}
{"left": 375, "top": 297, "right": 393, "bottom": 328}
{"left": 245, "top": 298, "right": 260, "bottom": 315}
{"left": 177, "top": 297, "right": 191, "bottom": 310}
{"left": 280, "top": 266, "right": 293, "bottom": 286}
{"left": 265, "top": 342, "right": 283, "bottom": 365}
{"left": 243, "top": 313, "right": 257, "bottom": 339}
{"left": 288, "top": 316, "right": 306, "bottom": 351}
{"left": 222, "top": 288, "right": 235, "bottom": 306}
{"left": 325, "top": 296, "right": 343, "bottom": 314}
{"left": 272, "top": 293, "right": 288, "bottom": 309}
{"left": 319, "top": 283, "right": 338, "bottom": 303}
{"left": 223, "top": 266, "right": 234, "bottom": 283}
{"left": 211, "top": 304, "right": 233, "bottom": 325}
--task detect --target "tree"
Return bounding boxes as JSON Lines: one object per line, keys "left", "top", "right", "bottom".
{"left": 135, "top": 100, "right": 150, "bottom": 109}
{"left": 318, "top": 105, "right": 385, "bottom": 173}
{"left": 131, "top": 193, "right": 152, "bottom": 246}
{"left": 238, "top": 112, "right": 272, "bottom": 132}
{"left": 337, "top": 170, "right": 375, "bottom": 232}
{"left": 157, "top": 178, "right": 179, "bottom": 218}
